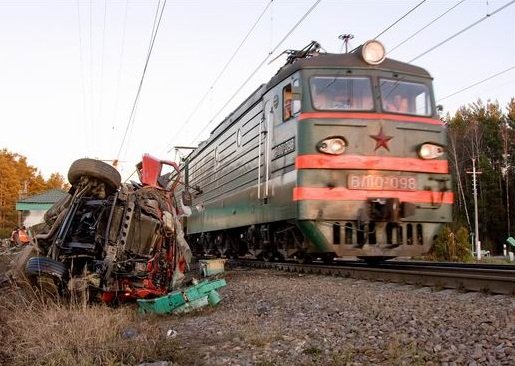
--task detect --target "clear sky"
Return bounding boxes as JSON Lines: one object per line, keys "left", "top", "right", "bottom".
{"left": 0, "top": 0, "right": 514, "bottom": 181}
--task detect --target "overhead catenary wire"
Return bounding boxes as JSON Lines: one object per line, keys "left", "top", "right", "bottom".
{"left": 409, "top": 0, "right": 515, "bottom": 63}
{"left": 116, "top": 0, "right": 167, "bottom": 162}
{"left": 387, "top": 0, "right": 467, "bottom": 55}
{"left": 189, "top": 0, "right": 323, "bottom": 146}
{"left": 76, "top": 0, "right": 88, "bottom": 156}
{"left": 98, "top": 0, "right": 108, "bottom": 136}
{"left": 112, "top": 0, "right": 129, "bottom": 135}
{"left": 122, "top": 0, "right": 163, "bottom": 160}
{"left": 373, "top": 0, "right": 427, "bottom": 39}
{"left": 89, "top": 0, "right": 94, "bottom": 148}
{"left": 165, "top": 0, "right": 275, "bottom": 153}
{"left": 437, "top": 65, "right": 515, "bottom": 102}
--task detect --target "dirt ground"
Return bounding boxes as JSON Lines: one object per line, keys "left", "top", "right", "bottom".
{"left": 0, "top": 257, "right": 514, "bottom": 366}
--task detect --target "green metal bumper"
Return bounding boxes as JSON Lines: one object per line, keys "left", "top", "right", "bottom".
{"left": 137, "top": 279, "right": 227, "bottom": 314}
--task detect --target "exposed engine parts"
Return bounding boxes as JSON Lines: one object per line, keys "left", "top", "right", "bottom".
{"left": 26, "top": 155, "right": 191, "bottom": 304}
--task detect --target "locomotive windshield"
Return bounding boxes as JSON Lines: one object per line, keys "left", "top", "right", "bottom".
{"left": 380, "top": 79, "right": 432, "bottom": 116}
{"left": 310, "top": 76, "right": 374, "bottom": 111}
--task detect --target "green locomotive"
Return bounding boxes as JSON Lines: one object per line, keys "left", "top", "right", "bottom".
{"left": 180, "top": 40, "right": 453, "bottom": 262}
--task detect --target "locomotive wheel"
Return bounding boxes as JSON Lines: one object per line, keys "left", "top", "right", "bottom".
{"left": 68, "top": 158, "right": 121, "bottom": 191}
{"left": 321, "top": 253, "right": 336, "bottom": 264}
{"left": 262, "top": 251, "right": 284, "bottom": 262}
{"left": 261, "top": 252, "right": 273, "bottom": 262}
{"left": 358, "top": 256, "right": 395, "bottom": 264}
{"left": 296, "top": 253, "right": 312, "bottom": 264}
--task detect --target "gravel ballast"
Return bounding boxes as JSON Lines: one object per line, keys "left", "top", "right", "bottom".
{"left": 154, "top": 268, "right": 514, "bottom": 365}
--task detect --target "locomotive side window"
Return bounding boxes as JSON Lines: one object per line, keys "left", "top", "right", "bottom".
{"left": 283, "top": 84, "right": 293, "bottom": 121}
{"left": 380, "top": 79, "right": 432, "bottom": 116}
{"left": 310, "top": 76, "right": 373, "bottom": 111}
{"left": 292, "top": 79, "right": 301, "bottom": 116}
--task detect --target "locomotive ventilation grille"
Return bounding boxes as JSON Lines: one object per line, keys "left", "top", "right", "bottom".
{"left": 331, "top": 222, "right": 424, "bottom": 246}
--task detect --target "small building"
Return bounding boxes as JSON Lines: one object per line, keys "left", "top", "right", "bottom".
{"left": 16, "top": 189, "right": 68, "bottom": 228}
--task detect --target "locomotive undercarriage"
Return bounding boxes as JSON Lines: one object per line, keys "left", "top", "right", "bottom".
{"left": 188, "top": 219, "right": 438, "bottom": 263}
{"left": 188, "top": 221, "right": 333, "bottom": 263}
{"left": 187, "top": 191, "right": 445, "bottom": 263}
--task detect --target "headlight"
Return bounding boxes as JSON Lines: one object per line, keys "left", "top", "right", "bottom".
{"left": 418, "top": 143, "right": 444, "bottom": 159}
{"left": 317, "top": 137, "right": 347, "bottom": 155}
{"left": 361, "top": 40, "right": 386, "bottom": 65}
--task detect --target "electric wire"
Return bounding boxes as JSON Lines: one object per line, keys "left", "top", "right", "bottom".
{"left": 144, "top": 0, "right": 162, "bottom": 59}
{"left": 409, "top": 0, "right": 515, "bottom": 63}
{"left": 165, "top": 0, "right": 275, "bottom": 152}
{"left": 121, "top": 0, "right": 162, "bottom": 161}
{"left": 373, "top": 0, "right": 427, "bottom": 39}
{"left": 76, "top": 0, "right": 88, "bottom": 156}
{"left": 120, "top": 0, "right": 163, "bottom": 161}
{"left": 388, "top": 0, "right": 467, "bottom": 54}
{"left": 189, "top": 0, "right": 323, "bottom": 146}
{"left": 112, "top": 0, "right": 129, "bottom": 138}
{"left": 116, "top": 0, "right": 167, "bottom": 161}
{"left": 89, "top": 0, "right": 94, "bottom": 148}
{"left": 98, "top": 0, "right": 107, "bottom": 136}
{"left": 437, "top": 65, "right": 515, "bottom": 102}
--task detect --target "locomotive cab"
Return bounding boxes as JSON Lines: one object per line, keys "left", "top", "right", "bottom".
{"left": 293, "top": 40, "right": 452, "bottom": 259}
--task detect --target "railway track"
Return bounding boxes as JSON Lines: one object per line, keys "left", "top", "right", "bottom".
{"left": 232, "top": 259, "right": 515, "bottom": 295}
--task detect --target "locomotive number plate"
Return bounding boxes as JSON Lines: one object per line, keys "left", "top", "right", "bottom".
{"left": 348, "top": 175, "right": 417, "bottom": 191}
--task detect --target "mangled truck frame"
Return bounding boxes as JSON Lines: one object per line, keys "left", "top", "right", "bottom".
{"left": 26, "top": 154, "right": 191, "bottom": 303}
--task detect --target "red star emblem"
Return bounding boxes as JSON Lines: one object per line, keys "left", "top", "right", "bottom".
{"left": 370, "top": 127, "right": 393, "bottom": 151}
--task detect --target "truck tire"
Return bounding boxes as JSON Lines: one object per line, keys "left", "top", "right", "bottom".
{"left": 25, "top": 257, "right": 67, "bottom": 280}
{"left": 68, "top": 158, "right": 121, "bottom": 191}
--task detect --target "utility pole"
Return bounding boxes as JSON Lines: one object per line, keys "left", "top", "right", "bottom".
{"left": 501, "top": 123, "right": 510, "bottom": 237}
{"left": 338, "top": 34, "right": 354, "bottom": 53}
{"left": 467, "top": 157, "right": 482, "bottom": 260}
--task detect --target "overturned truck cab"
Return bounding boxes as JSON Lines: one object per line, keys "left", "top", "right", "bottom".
{"left": 26, "top": 154, "right": 191, "bottom": 303}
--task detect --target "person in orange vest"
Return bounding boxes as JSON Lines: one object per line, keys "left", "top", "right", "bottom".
{"left": 10, "top": 226, "right": 30, "bottom": 246}
{"left": 17, "top": 226, "right": 30, "bottom": 244}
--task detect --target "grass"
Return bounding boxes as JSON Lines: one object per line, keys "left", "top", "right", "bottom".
{"left": 476, "top": 256, "right": 515, "bottom": 265}
{"left": 419, "top": 253, "right": 515, "bottom": 265}
{"left": 0, "top": 283, "right": 191, "bottom": 366}
{"left": 302, "top": 346, "right": 322, "bottom": 356}
{"left": 238, "top": 320, "right": 283, "bottom": 348}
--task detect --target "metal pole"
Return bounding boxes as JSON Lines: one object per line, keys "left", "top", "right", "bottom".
{"left": 472, "top": 158, "right": 481, "bottom": 260}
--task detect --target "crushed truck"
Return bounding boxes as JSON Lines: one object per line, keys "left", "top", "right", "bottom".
{"left": 25, "top": 154, "right": 191, "bottom": 304}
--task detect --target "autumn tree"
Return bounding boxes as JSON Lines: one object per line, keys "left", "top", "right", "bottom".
{"left": 0, "top": 149, "right": 68, "bottom": 236}
{"left": 46, "top": 172, "right": 68, "bottom": 190}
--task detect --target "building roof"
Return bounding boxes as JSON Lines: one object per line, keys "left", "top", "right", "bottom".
{"left": 16, "top": 189, "right": 68, "bottom": 211}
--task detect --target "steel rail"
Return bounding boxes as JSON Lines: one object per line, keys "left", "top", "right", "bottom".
{"left": 376, "top": 260, "right": 515, "bottom": 271}
{"left": 233, "top": 259, "right": 515, "bottom": 295}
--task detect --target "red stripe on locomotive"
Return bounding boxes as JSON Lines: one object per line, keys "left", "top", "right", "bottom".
{"left": 293, "top": 187, "right": 454, "bottom": 204}
{"left": 298, "top": 112, "right": 443, "bottom": 125}
{"left": 296, "top": 155, "right": 449, "bottom": 174}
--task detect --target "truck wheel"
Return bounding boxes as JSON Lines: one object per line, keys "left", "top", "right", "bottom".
{"left": 25, "top": 257, "right": 67, "bottom": 280}
{"left": 68, "top": 158, "right": 121, "bottom": 191}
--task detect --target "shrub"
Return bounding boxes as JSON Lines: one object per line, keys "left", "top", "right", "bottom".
{"left": 428, "top": 225, "right": 473, "bottom": 262}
